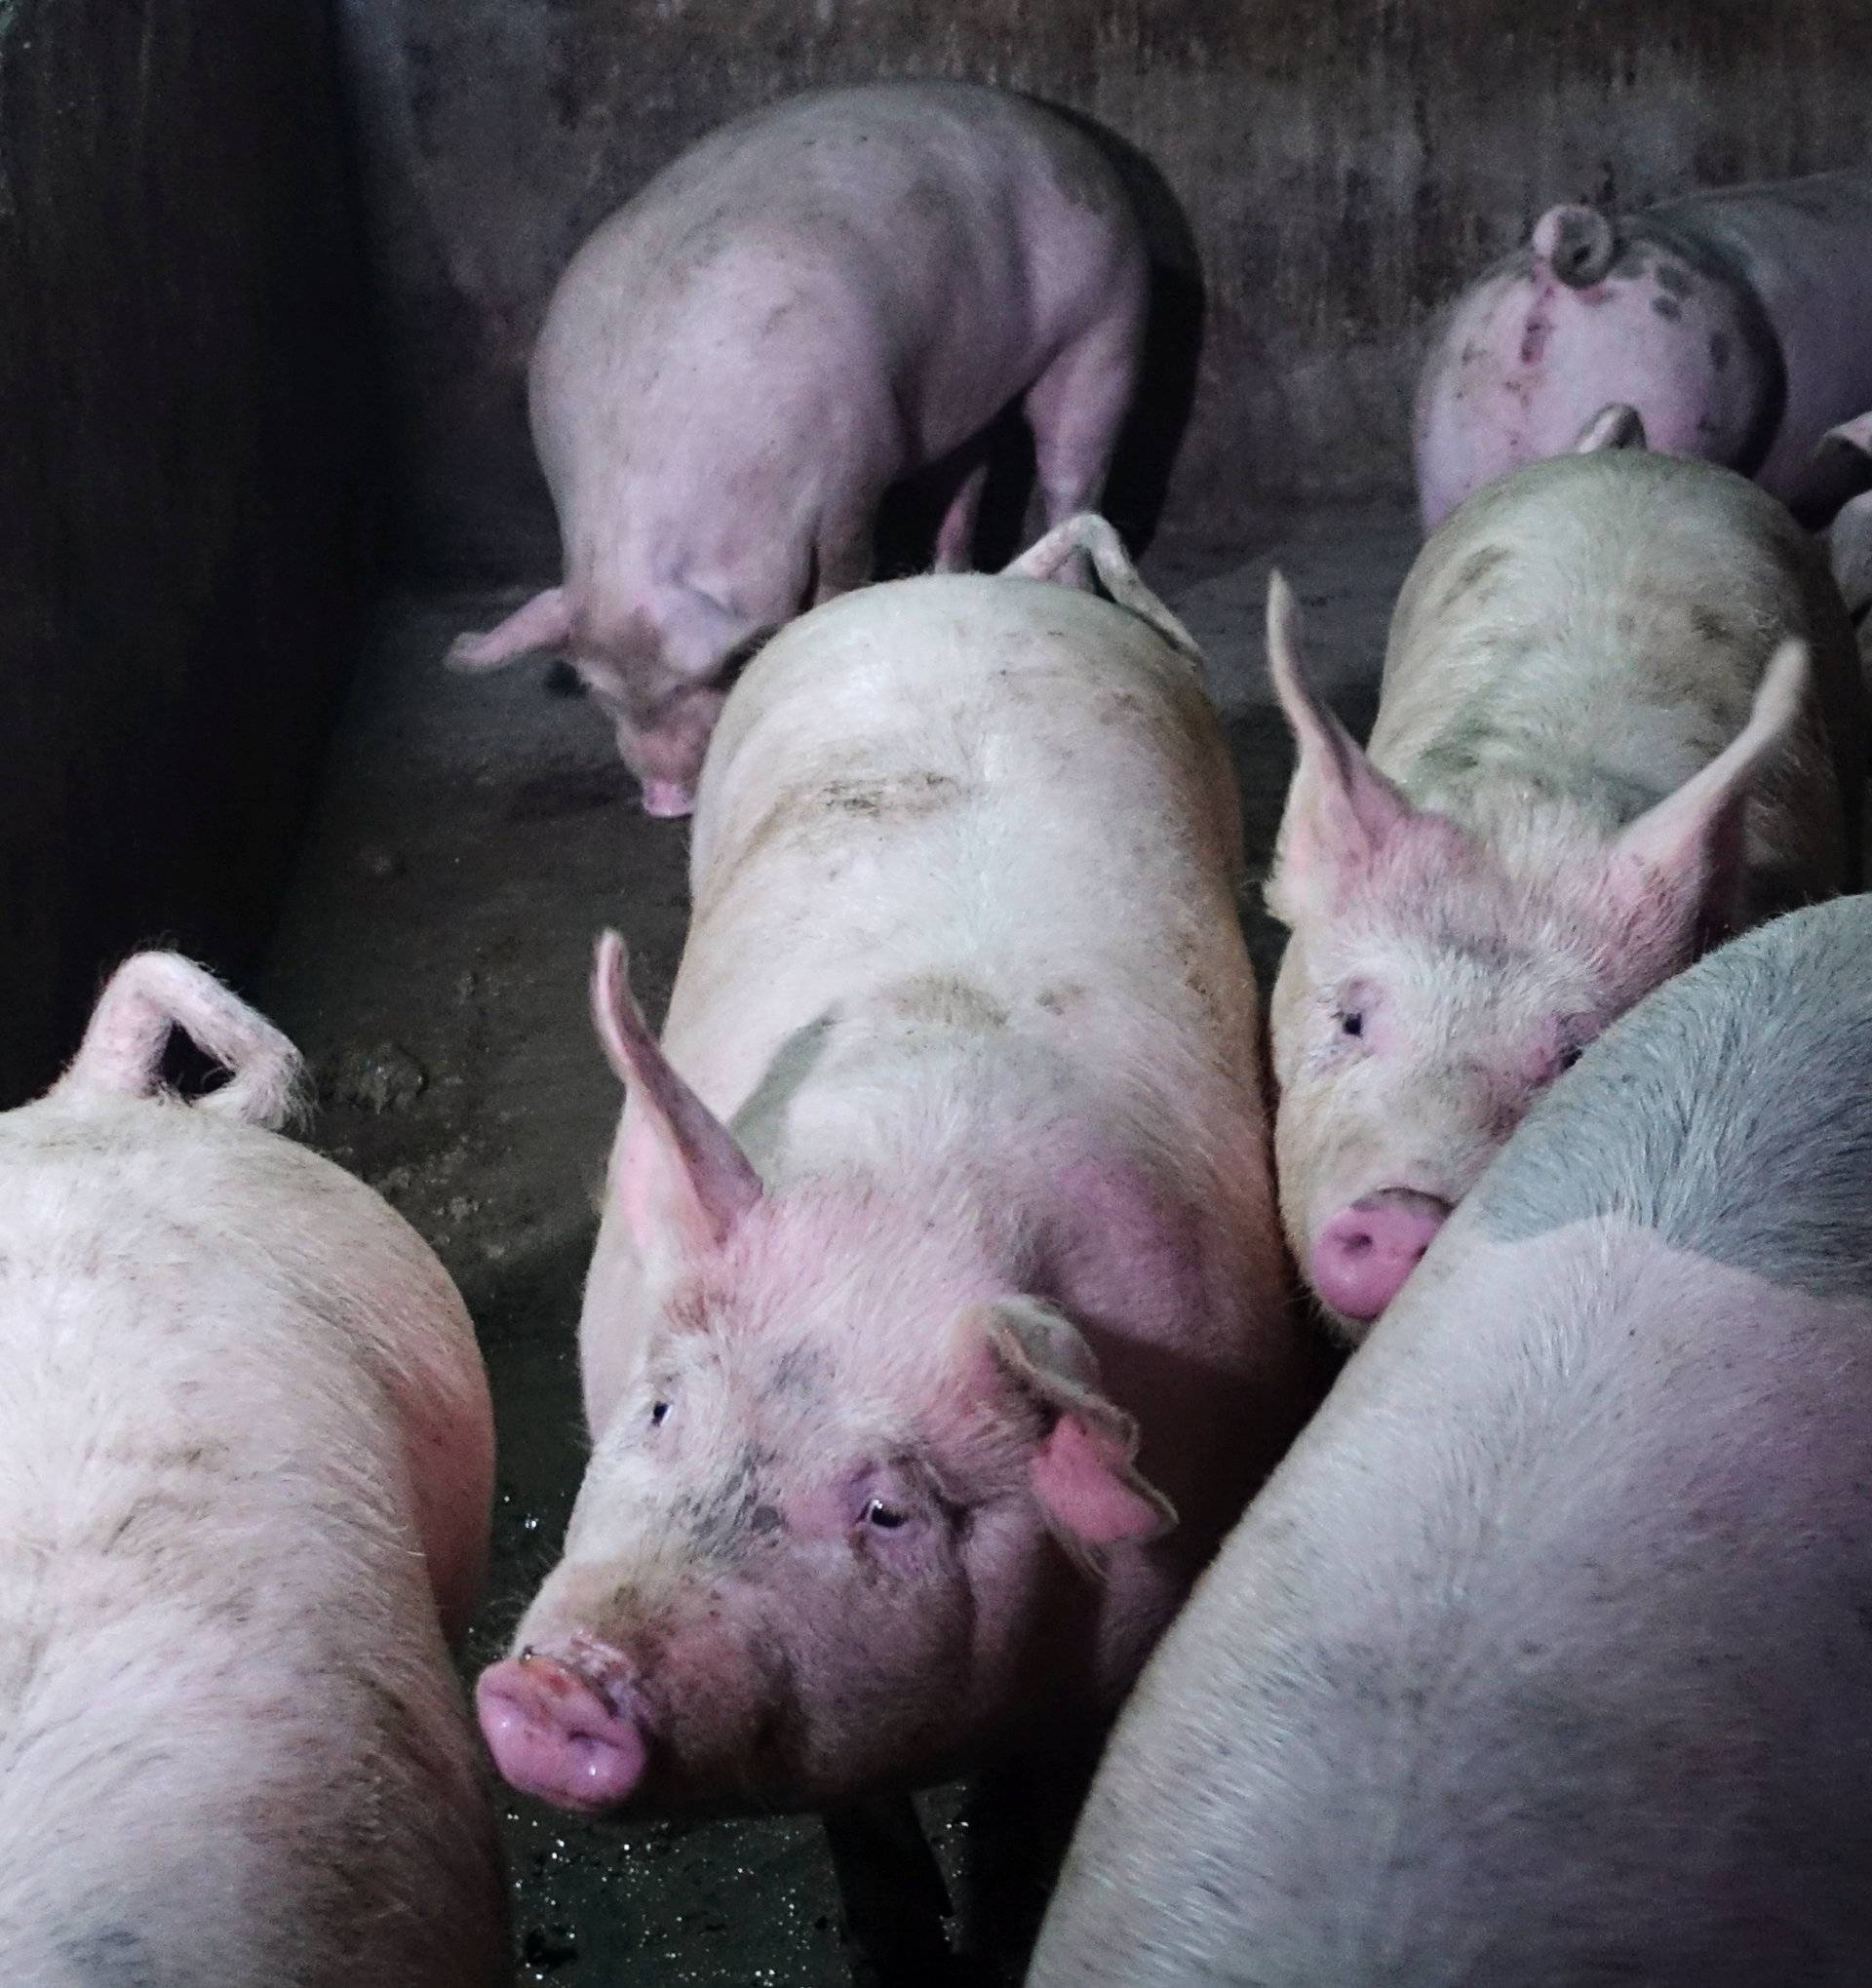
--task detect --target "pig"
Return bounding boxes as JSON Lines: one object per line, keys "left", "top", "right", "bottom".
{"left": 1266, "top": 447, "right": 1863, "bottom": 1337}
{"left": 0, "top": 954, "right": 506, "bottom": 1986}
{"left": 446, "top": 81, "right": 1150, "bottom": 818}
{"left": 475, "top": 515, "right": 1312, "bottom": 1821}
{"left": 1032, "top": 891, "right": 1872, "bottom": 1986}
{"left": 1416, "top": 168, "right": 1872, "bottom": 531}
{"left": 1804, "top": 409, "right": 1872, "bottom": 649}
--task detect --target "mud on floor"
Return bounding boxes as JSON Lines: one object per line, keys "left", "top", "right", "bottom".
{"left": 255, "top": 506, "right": 1416, "bottom": 1984}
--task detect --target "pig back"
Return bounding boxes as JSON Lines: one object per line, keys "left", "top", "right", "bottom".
{"left": 0, "top": 1097, "right": 504, "bottom": 1984}
{"left": 531, "top": 81, "right": 1145, "bottom": 513}
{"left": 1377, "top": 449, "right": 1864, "bottom": 900}
{"left": 675, "top": 570, "right": 1272, "bottom": 1263}
{"left": 1035, "top": 893, "right": 1872, "bottom": 1984}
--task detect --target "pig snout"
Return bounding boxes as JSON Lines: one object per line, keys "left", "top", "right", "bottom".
{"left": 612, "top": 688, "right": 723, "bottom": 820}
{"left": 639, "top": 778, "right": 697, "bottom": 819}
{"left": 477, "top": 1646, "right": 648, "bottom": 1813}
{"left": 1311, "top": 1189, "right": 1454, "bottom": 1322}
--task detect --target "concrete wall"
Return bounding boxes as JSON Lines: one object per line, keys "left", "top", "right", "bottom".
{"left": 342, "top": 0, "right": 1872, "bottom": 579}
{"left": 0, "top": 0, "right": 373, "bottom": 1105}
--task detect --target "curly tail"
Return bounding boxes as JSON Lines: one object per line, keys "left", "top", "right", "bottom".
{"left": 51, "top": 951, "right": 304, "bottom": 1128}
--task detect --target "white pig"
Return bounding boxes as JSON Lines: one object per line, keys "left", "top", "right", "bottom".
{"left": 0, "top": 954, "right": 506, "bottom": 1986}
{"left": 1032, "top": 892, "right": 1872, "bottom": 1986}
{"left": 447, "top": 81, "right": 1150, "bottom": 817}
{"left": 475, "top": 517, "right": 1312, "bottom": 1818}
{"left": 1267, "top": 448, "right": 1863, "bottom": 1336}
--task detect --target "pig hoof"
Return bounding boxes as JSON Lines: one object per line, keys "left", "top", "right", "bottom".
{"left": 641, "top": 781, "right": 697, "bottom": 819}
{"left": 477, "top": 1653, "right": 647, "bottom": 1812}
{"left": 1311, "top": 1188, "right": 1453, "bottom": 1322}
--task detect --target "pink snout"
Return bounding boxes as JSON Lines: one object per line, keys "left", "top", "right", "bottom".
{"left": 639, "top": 779, "right": 696, "bottom": 819}
{"left": 477, "top": 1648, "right": 648, "bottom": 1813}
{"left": 1310, "top": 1189, "right": 1455, "bottom": 1322}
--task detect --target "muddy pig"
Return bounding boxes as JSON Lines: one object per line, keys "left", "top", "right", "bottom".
{"left": 447, "top": 80, "right": 1149, "bottom": 817}
{"left": 1033, "top": 892, "right": 1872, "bottom": 1987}
{"left": 476, "top": 516, "right": 1311, "bottom": 1820}
{"left": 1267, "top": 448, "right": 1862, "bottom": 1337}
{"left": 1416, "top": 169, "right": 1872, "bottom": 530}
{"left": 0, "top": 954, "right": 506, "bottom": 1986}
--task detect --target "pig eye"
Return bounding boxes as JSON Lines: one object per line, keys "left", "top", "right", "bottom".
{"left": 650, "top": 1400, "right": 671, "bottom": 1427}
{"left": 1338, "top": 1010, "right": 1364, "bottom": 1038}
{"left": 1556, "top": 1044, "right": 1583, "bottom": 1073}
{"left": 864, "top": 1499, "right": 908, "bottom": 1530}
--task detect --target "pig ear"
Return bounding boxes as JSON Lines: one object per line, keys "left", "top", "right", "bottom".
{"left": 1573, "top": 403, "right": 1647, "bottom": 453}
{"left": 1612, "top": 640, "right": 1809, "bottom": 939}
{"left": 654, "top": 585, "right": 764, "bottom": 683}
{"left": 1265, "top": 570, "right": 1416, "bottom": 918}
{"left": 590, "top": 930, "right": 762, "bottom": 1257}
{"left": 446, "top": 586, "right": 574, "bottom": 673}
{"left": 975, "top": 1296, "right": 1176, "bottom": 1560}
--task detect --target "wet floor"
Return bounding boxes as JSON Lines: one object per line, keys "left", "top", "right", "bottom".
{"left": 256, "top": 503, "right": 1417, "bottom": 1985}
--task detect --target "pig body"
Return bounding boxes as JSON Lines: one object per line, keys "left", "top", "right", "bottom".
{"left": 1033, "top": 893, "right": 1872, "bottom": 1987}
{"left": 1416, "top": 169, "right": 1872, "bottom": 530}
{"left": 448, "top": 81, "right": 1150, "bottom": 817}
{"left": 1268, "top": 448, "right": 1862, "bottom": 1335}
{"left": 478, "top": 519, "right": 1310, "bottom": 1818}
{"left": 0, "top": 955, "right": 505, "bottom": 1987}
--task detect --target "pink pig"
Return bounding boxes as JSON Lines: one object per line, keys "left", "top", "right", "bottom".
{"left": 1266, "top": 448, "right": 1864, "bottom": 1338}
{"left": 0, "top": 955, "right": 504, "bottom": 1984}
{"left": 1416, "top": 169, "right": 1872, "bottom": 530}
{"left": 447, "top": 81, "right": 1149, "bottom": 817}
{"left": 476, "top": 517, "right": 1310, "bottom": 1818}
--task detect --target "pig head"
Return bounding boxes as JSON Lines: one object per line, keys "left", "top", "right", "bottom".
{"left": 477, "top": 935, "right": 1174, "bottom": 1815}
{"left": 447, "top": 583, "right": 761, "bottom": 816}
{"left": 1262, "top": 574, "right": 1807, "bottom": 1337}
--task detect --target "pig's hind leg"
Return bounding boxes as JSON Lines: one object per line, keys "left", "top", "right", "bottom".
{"left": 1023, "top": 304, "right": 1146, "bottom": 533}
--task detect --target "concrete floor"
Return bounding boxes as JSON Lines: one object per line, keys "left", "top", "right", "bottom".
{"left": 256, "top": 501, "right": 1419, "bottom": 1986}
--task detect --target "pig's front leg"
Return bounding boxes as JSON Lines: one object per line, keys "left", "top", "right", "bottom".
{"left": 822, "top": 1795, "right": 956, "bottom": 1984}
{"left": 951, "top": 1744, "right": 1101, "bottom": 1981}
{"left": 811, "top": 510, "right": 879, "bottom": 605}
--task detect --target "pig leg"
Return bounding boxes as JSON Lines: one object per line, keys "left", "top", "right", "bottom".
{"left": 1023, "top": 311, "right": 1145, "bottom": 533}
{"left": 822, "top": 1796, "right": 955, "bottom": 1984}
{"left": 953, "top": 1748, "right": 1099, "bottom": 1977}
{"left": 933, "top": 459, "right": 992, "bottom": 573}
{"left": 811, "top": 509, "right": 878, "bottom": 605}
